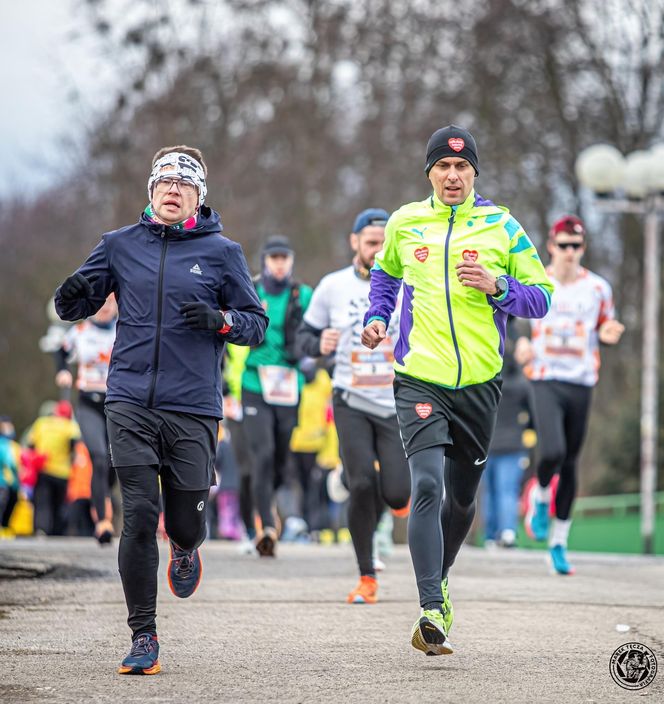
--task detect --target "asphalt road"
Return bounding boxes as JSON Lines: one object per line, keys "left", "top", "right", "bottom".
{"left": 1, "top": 538, "right": 663, "bottom": 703}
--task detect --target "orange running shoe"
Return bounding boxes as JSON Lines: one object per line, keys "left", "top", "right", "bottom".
{"left": 346, "top": 575, "right": 378, "bottom": 604}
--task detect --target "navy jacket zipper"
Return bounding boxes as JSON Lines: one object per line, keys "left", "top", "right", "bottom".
{"left": 148, "top": 231, "right": 169, "bottom": 407}
{"left": 443, "top": 206, "right": 463, "bottom": 388}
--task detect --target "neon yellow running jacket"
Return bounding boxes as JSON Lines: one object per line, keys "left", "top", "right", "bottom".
{"left": 364, "top": 190, "right": 553, "bottom": 388}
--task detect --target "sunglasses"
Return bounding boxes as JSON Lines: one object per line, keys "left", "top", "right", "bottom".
{"left": 555, "top": 242, "right": 584, "bottom": 251}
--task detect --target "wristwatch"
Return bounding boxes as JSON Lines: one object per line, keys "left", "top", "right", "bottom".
{"left": 217, "top": 310, "right": 234, "bottom": 335}
{"left": 491, "top": 276, "right": 508, "bottom": 298}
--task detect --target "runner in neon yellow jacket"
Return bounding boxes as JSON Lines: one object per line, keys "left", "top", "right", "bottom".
{"left": 364, "top": 190, "right": 553, "bottom": 388}
{"left": 361, "top": 124, "right": 552, "bottom": 658}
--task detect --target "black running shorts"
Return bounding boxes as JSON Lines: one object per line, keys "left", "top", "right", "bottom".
{"left": 393, "top": 373, "right": 502, "bottom": 464}
{"left": 106, "top": 401, "right": 217, "bottom": 490}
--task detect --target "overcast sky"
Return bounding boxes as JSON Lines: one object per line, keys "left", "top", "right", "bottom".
{"left": 1, "top": 1, "right": 114, "bottom": 197}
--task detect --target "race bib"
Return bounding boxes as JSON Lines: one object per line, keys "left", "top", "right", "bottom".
{"left": 350, "top": 343, "right": 395, "bottom": 388}
{"left": 258, "top": 366, "right": 299, "bottom": 406}
{"left": 542, "top": 321, "right": 587, "bottom": 357}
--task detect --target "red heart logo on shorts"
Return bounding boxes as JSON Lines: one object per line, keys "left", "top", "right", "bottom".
{"left": 462, "top": 249, "right": 478, "bottom": 261}
{"left": 448, "top": 137, "right": 465, "bottom": 152}
{"left": 415, "top": 403, "right": 433, "bottom": 419}
{"left": 414, "top": 247, "right": 429, "bottom": 262}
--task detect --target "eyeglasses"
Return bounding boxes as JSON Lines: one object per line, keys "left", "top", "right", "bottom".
{"left": 555, "top": 242, "right": 584, "bottom": 251}
{"left": 154, "top": 177, "right": 197, "bottom": 195}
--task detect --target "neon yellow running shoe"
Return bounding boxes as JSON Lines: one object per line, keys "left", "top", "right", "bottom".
{"left": 411, "top": 608, "right": 453, "bottom": 656}
{"left": 441, "top": 577, "right": 454, "bottom": 634}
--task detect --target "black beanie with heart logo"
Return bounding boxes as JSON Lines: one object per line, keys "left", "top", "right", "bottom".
{"left": 425, "top": 125, "right": 479, "bottom": 176}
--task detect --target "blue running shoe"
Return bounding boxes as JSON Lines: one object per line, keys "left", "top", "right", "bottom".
{"left": 118, "top": 633, "right": 160, "bottom": 675}
{"left": 550, "top": 545, "right": 575, "bottom": 575}
{"left": 526, "top": 500, "right": 549, "bottom": 542}
{"left": 167, "top": 542, "right": 202, "bottom": 598}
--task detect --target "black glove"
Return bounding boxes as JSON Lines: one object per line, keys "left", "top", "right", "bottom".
{"left": 180, "top": 302, "right": 224, "bottom": 330}
{"left": 59, "top": 273, "right": 97, "bottom": 301}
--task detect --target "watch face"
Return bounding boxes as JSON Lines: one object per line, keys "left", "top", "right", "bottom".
{"left": 224, "top": 311, "right": 233, "bottom": 327}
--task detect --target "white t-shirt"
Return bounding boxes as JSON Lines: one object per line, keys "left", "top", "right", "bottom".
{"left": 304, "top": 265, "right": 400, "bottom": 409}
{"left": 63, "top": 320, "right": 116, "bottom": 393}
{"left": 526, "top": 267, "right": 614, "bottom": 387}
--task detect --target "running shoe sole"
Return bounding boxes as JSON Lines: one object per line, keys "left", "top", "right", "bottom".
{"left": 411, "top": 617, "right": 454, "bottom": 656}
{"left": 118, "top": 661, "right": 161, "bottom": 675}
{"left": 348, "top": 593, "right": 377, "bottom": 604}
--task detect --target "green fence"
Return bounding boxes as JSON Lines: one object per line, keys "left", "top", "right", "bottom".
{"left": 517, "top": 492, "right": 664, "bottom": 555}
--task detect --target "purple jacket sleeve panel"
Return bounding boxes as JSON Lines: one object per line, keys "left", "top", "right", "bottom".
{"left": 363, "top": 266, "right": 402, "bottom": 326}
{"left": 487, "top": 275, "right": 551, "bottom": 319}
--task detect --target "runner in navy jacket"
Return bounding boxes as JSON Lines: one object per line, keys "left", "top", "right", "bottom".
{"left": 54, "top": 145, "right": 267, "bottom": 676}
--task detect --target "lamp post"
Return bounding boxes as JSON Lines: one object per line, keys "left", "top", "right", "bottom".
{"left": 575, "top": 144, "right": 662, "bottom": 554}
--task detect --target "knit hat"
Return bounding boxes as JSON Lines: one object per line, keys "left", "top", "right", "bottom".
{"left": 549, "top": 215, "right": 586, "bottom": 239}
{"left": 425, "top": 125, "right": 479, "bottom": 176}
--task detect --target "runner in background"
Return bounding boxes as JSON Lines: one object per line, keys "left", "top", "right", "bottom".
{"left": 480, "top": 319, "right": 532, "bottom": 548}
{"left": 517, "top": 215, "right": 624, "bottom": 574}
{"left": 54, "top": 294, "right": 117, "bottom": 544}
{"left": 242, "top": 236, "right": 312, "bottom": 557}
{"left": 297, "top": 209, "right": 410, "bottom": 604}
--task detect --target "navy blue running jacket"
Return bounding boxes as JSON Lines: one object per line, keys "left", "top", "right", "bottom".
{"left": 54, "top": 207, "right": 268, "bottom": 418}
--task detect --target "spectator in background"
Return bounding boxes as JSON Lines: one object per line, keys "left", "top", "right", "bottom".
{"left": 27, "top": 401, "right": 80, "bottom": 536}
{"left": 66, "top": 440, "right": 95, "bottom": 537}
{"left": 481, "top": 322, "right": 532, "bottom": 548}
{"left": 0, "top": 416, "right": 21, "bottom": 538}
{"left": 282, "top": 361, "right": 334, "bottom": 542}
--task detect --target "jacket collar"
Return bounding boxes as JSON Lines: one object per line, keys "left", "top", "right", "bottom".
{"left": 140, "top": 205, "right": 223, "bottom": 240}
{"left": 429, "top": 189, "right": 477, "bottom": 219}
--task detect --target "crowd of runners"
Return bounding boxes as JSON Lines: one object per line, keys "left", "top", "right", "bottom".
{"left": 0, "top": 127, "right": 624, "bottom": 672}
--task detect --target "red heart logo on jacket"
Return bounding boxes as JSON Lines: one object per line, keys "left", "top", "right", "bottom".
{"left": 448, "top": 138, "right": 465, "bottom": 152}
{"left": 462, "top": 249, "right": 478, "bottom": 262}
{"left": 414, "top": 247, "right": 429, "bottom": 262}
{"left": 415, "top": 402, "right": 433, "bottom": 419}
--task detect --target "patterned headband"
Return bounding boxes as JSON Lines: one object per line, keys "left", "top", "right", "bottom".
{"left": 147, "top": 152, "right": 207, "bottom": 207}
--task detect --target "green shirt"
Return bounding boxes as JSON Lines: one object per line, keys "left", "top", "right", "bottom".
{"left": 242, "top": 281, "right": 313, "bottom": 395}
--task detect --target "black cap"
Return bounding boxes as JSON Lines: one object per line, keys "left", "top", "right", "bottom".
{"left": 425, "top": 125, "right": 479, "bottom": 176}
{"left": 262, "top": 235, "right": 294, "bottom": 256}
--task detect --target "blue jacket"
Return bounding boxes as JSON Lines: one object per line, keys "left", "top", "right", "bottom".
{"left": 54, "top": 207, "right": 268, "bottom": 418}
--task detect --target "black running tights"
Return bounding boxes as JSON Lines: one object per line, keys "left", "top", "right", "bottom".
{"left": 333, "top": 395, "right": 411, "bottom": 577}
{"left": 408, "top": 447, "right": 483, "bottom": 606}
{"left": 530, "top": 381, "right": 592, "bottom": 521}
{"left": 116, "top": 466, "right": 208, "bottom": 638}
